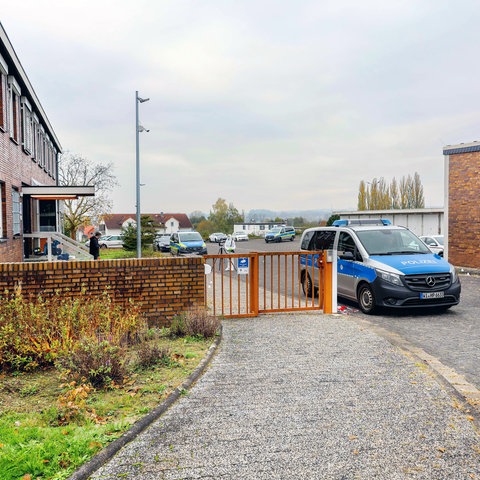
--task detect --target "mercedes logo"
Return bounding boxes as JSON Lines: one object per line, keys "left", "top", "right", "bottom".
{"left": 426, "top": 276, "right": 436, "bottom": 287}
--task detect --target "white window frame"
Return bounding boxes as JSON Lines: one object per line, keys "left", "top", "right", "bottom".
{"left": 21, "top": 96, "right": 33, "bottom": 154}
{"left": 7, "top": 76, "right": 21, "bottom": 142}
{"left": 12, "top": 188, "right": 21, "bottom": 236}
{"left": 0, "top": 182, "right": 5, "bottom": 238}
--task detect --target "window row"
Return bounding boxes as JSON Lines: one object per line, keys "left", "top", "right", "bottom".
{"left": 0, "top": 64, "right": 57, "bottom": 180}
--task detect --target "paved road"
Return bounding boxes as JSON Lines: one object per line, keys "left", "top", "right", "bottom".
{"left": 356, "top": 274, "right": 480, "bottom": 391}
{"left": 210, "top": 239, "right": 480, "bottom": 391}
{"left": 89, "top": 314, "right": 480, "bottom": 479}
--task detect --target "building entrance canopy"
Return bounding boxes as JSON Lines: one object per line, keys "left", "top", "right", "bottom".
{"left": 22, "top": 185, "right": 95, "bottom": 200}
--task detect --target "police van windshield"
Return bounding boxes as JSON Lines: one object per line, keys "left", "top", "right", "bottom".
{"left": 356, "top": 229, "right": 431, "bottom": 256}
{"left": 269, "top": 228, "right": 282, "bottom": 234}
{"left": 179, "top": 232, "right": 203, "bottom": 242}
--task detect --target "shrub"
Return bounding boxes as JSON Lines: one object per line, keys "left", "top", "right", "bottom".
{"left": 53, "top": 382, "right": 100, "bottom": 426}
{"left": 136, "top": 341, "right": 171, "bottom": 369}
{"left": 0, "top": 286, "right": 147, "bottom": 373}
{"left": 170, "top": 306, "right": 221, "bottom": 339}
{"left": 57, "top": 340, "right": 128, "bottom": 389}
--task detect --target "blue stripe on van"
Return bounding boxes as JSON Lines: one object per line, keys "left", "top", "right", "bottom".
{"left": 369, "top": 254, "right": 449, "bottom": 274}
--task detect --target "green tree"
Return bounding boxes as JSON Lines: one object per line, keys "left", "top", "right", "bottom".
{"left": 326, "top": 214, "right": 340, "bottom": 226}
{"left": 196, "top": 219, "right": 214, "bottom": 239}
{"left": 121, "top": 215, "right": 158, "bottom": 251}
{"left": 189, "top": 210, "right": 207, "bottom": 229}
{"left": 358, "top": 181, "right": 367, "bottom": 211}
{"left": 208, "top": 198, "right": 243, "bottom": 233}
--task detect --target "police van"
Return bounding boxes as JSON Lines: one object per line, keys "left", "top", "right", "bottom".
{"left": 170, "top": 231, "right": 207, "bottom": 256}
{"left": 265, "top": 226, "right": 295, "bottom": 243}
{"left": 299, "top": 220, "right": 461, "bottom": 314}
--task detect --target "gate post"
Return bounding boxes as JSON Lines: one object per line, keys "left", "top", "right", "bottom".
{"left": 322, "top": 249, "right": 337, "bottom": 314}
{"left": 249, "top": 252, "right": 259, "bottom": 316}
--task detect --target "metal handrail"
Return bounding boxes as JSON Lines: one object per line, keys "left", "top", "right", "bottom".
{"left": 24, "top": 232, "right": 94, "bottom": 261}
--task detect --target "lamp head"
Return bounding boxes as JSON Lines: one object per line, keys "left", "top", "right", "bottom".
{"left": 138, "top": 97, "right": 150, "bottom": 103}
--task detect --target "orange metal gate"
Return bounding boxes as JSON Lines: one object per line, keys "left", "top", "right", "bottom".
{"left": 204, "top": 251, "right": 327, "bottom": 318}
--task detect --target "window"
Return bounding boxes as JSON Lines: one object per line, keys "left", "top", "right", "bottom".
{"left": 0, "top": 73, "right": 6, "bottom": 131}
{"left": 0, "top": 52, "right": 7, "bottom": 131}
{"left": 12, "top": 188, "right": 21, "bottom": 236}
{"left": 7, "top": 76, "right": 21, "bottom": 143}
{"left": 337, "top": 232, "right": 362, "bottom": 261}
{"left": 0, "top": 182, "right": 6, "bottom": 238}
{"left": 21, "top": 97, "right": 33, "bottom": 154}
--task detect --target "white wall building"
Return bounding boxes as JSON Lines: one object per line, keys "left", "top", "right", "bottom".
{"left": 333, "top": 208, "right": 444, "bottom": 237}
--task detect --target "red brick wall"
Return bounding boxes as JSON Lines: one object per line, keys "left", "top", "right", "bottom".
{"left": 0, "top": 128, "right": 56, "bottom": 262}
{"left": 0, "top": 256, "right": 206, "bottom": 327}
{"left": 448, "top": 151, "right": 480, "bottom": 268}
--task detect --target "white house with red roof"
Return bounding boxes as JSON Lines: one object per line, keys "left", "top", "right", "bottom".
{"left": 101, "top": 213, "right": 193, "bottom": 237}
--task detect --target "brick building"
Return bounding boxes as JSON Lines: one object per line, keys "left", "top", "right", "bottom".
{"left": 0, "top": 24, "right": 61, "bottom": 262}
{"left": 443, "top": 141, "right": 480, "bottom": 269}
{"left": 0, "top": 22, "right": 62, "bottom": 262}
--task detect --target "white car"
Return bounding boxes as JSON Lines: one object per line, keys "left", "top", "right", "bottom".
{"left": 209, "top": 232, "right": 227, "bottom": 243}
{"left": 419, "top": 235, "right": 444, "bottom": 256}
{"left": 233, "top": 231, "right": 249, "bottom": 241}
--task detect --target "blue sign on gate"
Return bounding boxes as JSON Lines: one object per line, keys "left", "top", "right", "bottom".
{"left": 237, "top": 257, "right": 249, "bottom": 274}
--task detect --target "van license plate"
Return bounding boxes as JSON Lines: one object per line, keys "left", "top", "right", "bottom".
{"left": 420, "top": 291, "right": 444, "bottom": 299}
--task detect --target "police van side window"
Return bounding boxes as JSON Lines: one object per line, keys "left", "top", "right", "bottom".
{"left": 301, "top": 231, "right": 314, "bottom": 250}
{"left": 304, "top": 230, "right": 335, "bottom": 251}
{"left": 338, "top": 232, "right": 362, "bottom": 261}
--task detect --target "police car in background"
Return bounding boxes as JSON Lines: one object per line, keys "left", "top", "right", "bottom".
{"left": 265, "top": 226, "right": 295, "bottom": 243}
{"left": 299, "top": 219, "right": 461, "bottom": 314}
{"left": 170, "top": 231, "right": 207, "bottom": 256}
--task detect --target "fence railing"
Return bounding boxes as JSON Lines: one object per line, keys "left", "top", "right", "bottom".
{"left": 204, "top": 251, "right": 327, "bottom": 318}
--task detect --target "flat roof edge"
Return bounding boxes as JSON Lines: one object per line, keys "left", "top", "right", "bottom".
{"left": 443, "top": 141, "right": 480, "bottom": 155}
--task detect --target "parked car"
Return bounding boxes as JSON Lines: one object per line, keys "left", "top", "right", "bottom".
{"left": 154, "top": 234, "right": 171, "bottom": 252}
{"left": 265, "top": 226, "right": 295, "bottom": 243}
{"left": 419, "top": 235, "right": 444, "bottom": 256}
{"left": 209, "top": 232, "right": 227, "bottom": 243}
{"left": 171, "top": 231, "right": 208, "bottom": 255}
{"left": 99, "top": 235, "right": 124, "bottom": 248}
{"left": 233, "top": 231, "right": 249, "bottom": 241}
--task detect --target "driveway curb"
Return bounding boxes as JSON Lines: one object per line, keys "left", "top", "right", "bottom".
{"left": 68, "top": 330, "right": 223, "bottom": 480}
{"left": 350, "top": 315, "right": 480, "bottom": 429}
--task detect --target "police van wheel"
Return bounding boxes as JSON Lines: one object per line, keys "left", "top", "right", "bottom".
{"left": 358, "top": 284, "right": 376, "bottom": 314}
{"left": 302, "top": 274, "right": 314, "bottom": 297}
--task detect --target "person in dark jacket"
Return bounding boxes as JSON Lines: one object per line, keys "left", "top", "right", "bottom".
{"left": 89, "top": 231, "right": 102, "bottom": 260}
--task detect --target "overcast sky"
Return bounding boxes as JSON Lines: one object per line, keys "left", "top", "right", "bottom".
{"left": 2, "top": 1, "right": 480, "bottom": 216}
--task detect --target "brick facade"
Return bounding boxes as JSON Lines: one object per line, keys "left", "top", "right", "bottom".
{"left": 1, "top": 23, "right": 61, "bottom": 263}
{"left": 0, "top": 129, "right": 56, "bottom": 262}
{"left": 0, "top": 256, "right": 206, "bottom": 327}
{"left": 444, "top": 144, "right": 480, "bottom": 269}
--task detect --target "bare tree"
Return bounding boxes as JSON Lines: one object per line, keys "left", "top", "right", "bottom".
{"left": 359, "top": 172, "right": 425, "bottom": 211}
{"left": 58, "top": 152, "right": 118, "bottom": 238}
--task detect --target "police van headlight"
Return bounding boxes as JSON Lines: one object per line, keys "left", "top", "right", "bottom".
{"left": 450, "top": 265, "right": 458, "bottom": 283}
{"left": 376, "top": 269, "right": 403, "bottom": 286}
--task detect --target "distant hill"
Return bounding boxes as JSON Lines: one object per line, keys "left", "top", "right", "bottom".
{"left": 245, "top": 209, "right": 332, "bottom": 223}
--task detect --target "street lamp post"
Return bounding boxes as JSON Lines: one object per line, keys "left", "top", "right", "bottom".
{"left": 135, "top": 91, "right": 149, "bottom": 258}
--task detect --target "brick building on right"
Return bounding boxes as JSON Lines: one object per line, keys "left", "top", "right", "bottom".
{"left": 443, "top": 141, "right": 480, "bottom": 269}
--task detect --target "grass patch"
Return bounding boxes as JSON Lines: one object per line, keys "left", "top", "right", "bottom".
{"left": 0, "top": 289, "right": 220, "bottom": 480}
{"left": 0, "top": 333, "right": 213, "bottom": 479}
{"left": 98, "top": 247, "right": 167, "bottom": 260}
